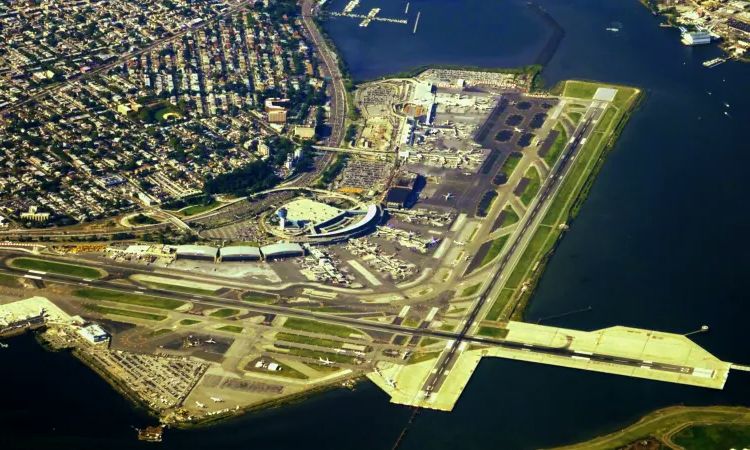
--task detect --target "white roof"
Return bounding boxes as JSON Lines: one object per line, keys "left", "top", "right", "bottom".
{"left": 220, "top": 246, "right": 261, "bottom": 257}
{"left": 176, "top": 245, "right": 218, "bottom": 256}
{"left": 261, "top": 242, "right": 304, "bottom": 257}
{"left": 593, "top": 88, "right": 618, "bottom": 102}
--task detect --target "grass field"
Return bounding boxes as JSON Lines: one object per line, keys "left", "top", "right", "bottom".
{"left": 419, "top": 338, "right": 440, "bottom": 347}
{"left": 179, "top": 319, "right": 201, "bottom": 325}
{"left": 505, "top": 225, "right": 554, "bottom": 289}
{"left": 673, "top": 424, "right": 750, "bottom": 449}
{"left": 485, "top": 288, "right": 516, "bottom": 321}
{"left": 306, "top": 362, "right": 341, "bottom": 373}
{"left": 241, "top": 291, "right": 277, "bottom": 304}
{"left": 283, "top": 317, "right": 364, "bottom": 339}
{"left": 543, "top": 122, "right": 568, "bottom": 167}
{"left": 217, "top": 325, "right": 243, "bottom": 333}
{"left": 145, "top": 329, "right": 173, "bottom": 338}
{"left": 496, "top": 153, "right": 522, "bottom": 183}
{"left": 479, "top": 235, "right": 510, "bottom": 268}
{"left": 83, "top": 304, "right": 166, "bottom": 321}
{"left": 439, "top": 323, "right": 454, "bottom": 332}
{"left": 73, "top": 288, "right": 184, "bottom": 310}
{"left": 407, "top": 351, "right": 441, "bottom": 365}
{"left": 520, "top": 166, "right": 542, "bottom": 206}
{"left": 12, "top": 258, "right": 102, "bottom": 279}
{"left": 275, "top": 332, "right": 347, "bottom": 349}
{"left": 210, "top": 308, "right": 240, "bottom": 318}
{"left": 146, "top": 281, "right": 217, "bottom": 296}
{"left": 460, "top": 283, "right": 481, "bottom": 297}
{"left": 562, "top": 80, "right": 600, "bottom": 99}
{"left": 567, "top": 111, "right": 582, "bottom": 125}
{"left": 0, "top": 273, "right": 20, "bottom": 288}
{"left": 180, "top": 202, "right": 219, "bottom": 217}
{"left": 596, "top": 107, "right": 617, "bottom": 131}
{"left": 498, "top": 205, "right": 520, "bottom": 229}
{"left": 403, "top": 318, "right": 421, "bottom": 327}
{"left": 476, "top": 326, "right": 509, "bottom": 339}
{"left": 270, "top": 347, "right": 356, "bottom": 364}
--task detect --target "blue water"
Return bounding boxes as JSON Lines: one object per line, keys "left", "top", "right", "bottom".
{"left": 5, "top": 0, "right": 750, "bottom": 448}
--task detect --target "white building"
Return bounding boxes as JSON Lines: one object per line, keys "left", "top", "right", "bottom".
{"left": 78, "top": 324, "right": 110, "bottom": 344}
{"left": 683, "top": 31, "right": 711, "bottom": 46}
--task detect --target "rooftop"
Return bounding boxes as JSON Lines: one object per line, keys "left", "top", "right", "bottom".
{"left": 281, "top": 199, "right": 343, "bottom": 224}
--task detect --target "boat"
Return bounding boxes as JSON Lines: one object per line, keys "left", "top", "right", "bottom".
{"left": 702, "top": 57, "right": 726, "bottom": 68}
{"left": 137, "top": 426, "right": 164, "bottom": 442}
{"left": 0, "top": 342, "right": 8, "bottom": 348}
{"left": 606, "top": 27, "right": 619, "bottom": 32}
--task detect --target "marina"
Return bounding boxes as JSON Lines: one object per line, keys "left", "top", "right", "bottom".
{"left": 330, "top": 1, "right": 408, "bottom": 26}
{"left": 703, "top": 57, "right": 726, "bottom": 68}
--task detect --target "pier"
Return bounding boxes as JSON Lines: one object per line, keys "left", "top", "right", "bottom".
{"left": 413, "top": 11, "right": 420, "bottom": 34}
{"left": 328, "top": 11, "right": 407, "bottom": 25}
{"left": 405, "top": 2, "right": 409, "bottom": 14}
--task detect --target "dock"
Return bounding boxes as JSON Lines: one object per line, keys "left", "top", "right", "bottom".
{"left": 369, "top": 322, "right": 740, "bottom": 412}
{"left": 329, "top": 11, "right": 407, "bottom": 25}
{"left": 405, "top": 2, "right": 409, "bottom": 14}
{"left": 413, "top": 11, "right": 420, "bottom": 34}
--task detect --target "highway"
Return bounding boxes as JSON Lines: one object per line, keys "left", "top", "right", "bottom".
{"left": 420, "top": 104, "right": 604, "bottom": 394}
{"left": 0, "top": 260, "right": 699, "bottom": 379}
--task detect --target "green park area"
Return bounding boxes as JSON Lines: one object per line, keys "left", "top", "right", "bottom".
{"left": 407, "top": 351, "right": 441, "bottom": 365}
{"left": 548, "top": 406, "right": 750, "bottom": 450}
{"left": 11, "top": 258, "right": 103, "bottom": 279}
{"left": 217, "top": 325, "right": 243, "bottom": 333}
{"left": 73, "top": 288, "right": 184, "bottom": 310}
{"left": 179, "top": 319, "right": 201, "bottom": 326}
{"left": 83, "top": 304, "right": 166, "bottom": 321}
{"left": 519, "top": 167, "right": 542, "bottom": 206}
{"left": 283, "top": 317, "right": 363, "bottom": 339}
{"left": 479, "top": 235, "right": 510, "bottom": 269}
{"left": 210, "top": 308, "right": 240, "bottom": 318}
{"left": 460, "top": 283, "right": 481, "bottom": 297}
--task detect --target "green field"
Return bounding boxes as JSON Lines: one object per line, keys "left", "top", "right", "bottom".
{"left": 407, "top": 351, "right": 441, "bottom": 365}
{"left": 0, "top": 273, "right": 21, "bottom": 288}
{"left": 519, "top": 167, "right": 542, "bottom": 206}
{"left": 73, "top": 288, "right": 184, "bottom": 310}
{"left": 12, "top": 258, "right": 102, "bottom": 279}
{"left": 283, "top": 317, "right": 364, "bottom": 339}
{"left": 245, "top": 358, "right": 309, "bottom": 379}
{"left": 597, "top": 107, "right": 617, "bottom": 131}
{"left": 179, "top": 201, "right": 219, "bottom": 217}
{"left": 403, "top": 318, "right": 420, "bottom": 328}
{"left": 543, "top": 122, "right": 568, "bottom": 167}
{"left": 275, "top": 332, "right": 347, "bottom": 349}
{"left": 439, "top": 323, "right": 454, "bottom": 332}
{"left": 460, "top": 283, "right": 481, "bottom": 297}
{"left": 241, "top": 292, "right": 277, "bottom": 304}
{"left": 146, "top": 281, "right": 217, "bottom": 296}
{"left": 145, "top": 329, "right": 173, "bottom": 338}
{"left": 479, "top": 235, "right": 510, "bottom": 268}
{"left": 83, "top": 304, "right": 166, "bottom": 321}
{"left": 485, "top": 288, "right": 516, "bottom": 321}
{"left": 210, "top": 308, "right": 240, "bottom": 318}
{"left": 498, "top": 205, "right": 520, "bottom": 229}
{"left": 419, "top": 338, "right": 440, "bottom": 347}
{"left": 568, "top": 111, "right": 582, "bottom": 125}
{"left": 476, "top": 326, "right": 509, "bottom": 339}
{"left": 179, "top": 319, "right": 201, "bottom": 325}
{"left": 270, "top": 346, "right": 356, "bottom": 364}
{"left": 674, "top": 424, "right": 750, "bottom": 449}
{"left": 505, "top": 225, "right": 554, "bottom": 289}
{"left": 496, "top": 153, "right": 522, "bottom": 184}
{"left": 562, "top": 80, "right": 600, "bottom": 99}
{"left": 217, "top": 325, "right": 243, "bottom": 333}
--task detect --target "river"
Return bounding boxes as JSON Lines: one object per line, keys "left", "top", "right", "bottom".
{"left": 4, "top": 0, "right": 750, "bottom": 448}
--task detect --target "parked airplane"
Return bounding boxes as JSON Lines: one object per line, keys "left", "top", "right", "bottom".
{"left": 513, "top": 126, "right": 524, "bottom": 133}
{"left": 334, "top": 348, "right": 346, "bottom": 354}
{"left": 195, "top": 401, "right": 206, "bottom": 408}
{"left": 454, "top": 241, "right": 465, "bottom": 246}
{"left": 205, "top": 339, "right": 216, "bottom": 344}
{"left": 319, "top": 357, "right": 333, "bottom": 365}
{"left": 386, "top": 378, "right": 397, "bottom": 388}
{"left": 210, "top": 397, "right": 224, "bottom": 403}
{"left": 354, "top": 351, "right": 366, "bottom": 357}
{"left": 443, "top": 193, "right": 453, "bottom": 201}
{"left": 0, "top": 342, "right": 8, "bottom": 349}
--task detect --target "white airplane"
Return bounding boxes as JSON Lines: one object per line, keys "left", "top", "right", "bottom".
{"left": 319, "top": 357, "right": 333, "bottom": 365}
{"left": 454, "top": 241, "right": 465, "bottom": 246}
{"left": 334, "top": 348, "right": 346, "bottom": 354}
{"left": 0, "top": 342, "right": 8, "bottom": 349}
{"left": 513, "top": 126, "right": 524, "bottom": 133}
{"left": 354, "top": 351, "right": 366, "bottom": 357}
{"left": 401, "top": 350, "right": 411, "bottom": 360}
{"left": 386, "top": 378, "right": 397, "bottom": 388}
{"left": 205, "top": 338, "right": 216, "bottom": 344}
{"left": 195, "top": 401, "right": 206, "bottom": 408}
{"left": 210, "top": 397, "right": 224, "bottom": 403}
{"left": 443, "top": 193, "right": 453, "bottom": 201}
